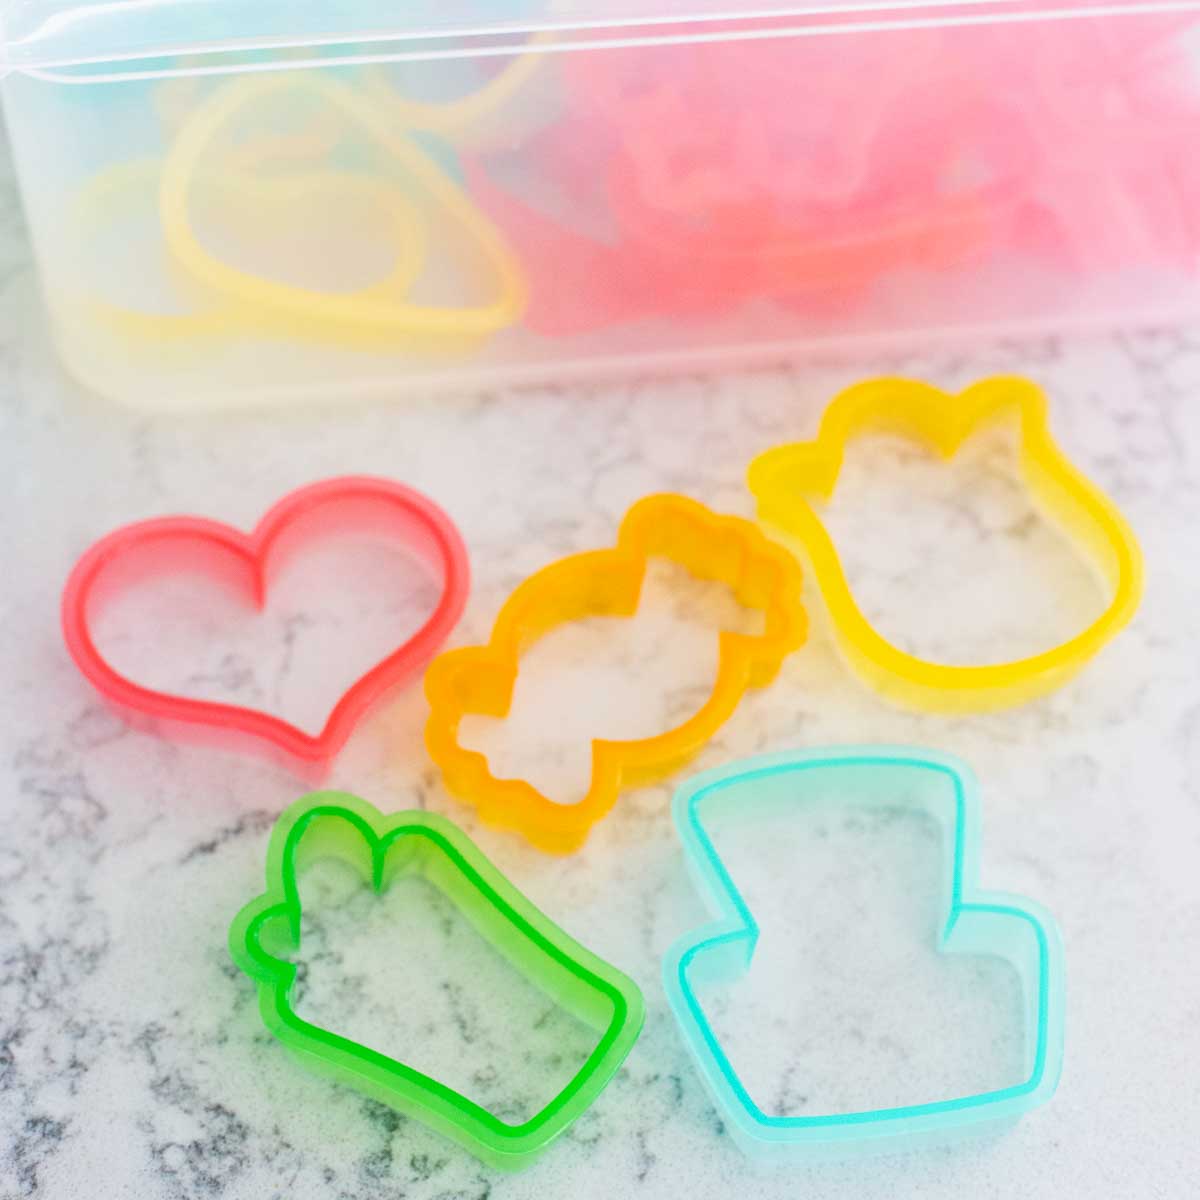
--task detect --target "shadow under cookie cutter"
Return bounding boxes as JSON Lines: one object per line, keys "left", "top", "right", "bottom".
{"left": 663, "top": 746, "right": 1065, "bottom": 1158}
{"left": 228, "top": 792, "right": 645, "bottom": 1169}
{"left": 747, "top": 376, "right": 1143, "bottom": 712}
{"left": 424, "top": 493, "right": 807, "bottom": 854}
{"left": 61, "top": 476, "right": 469, "bottom": 772}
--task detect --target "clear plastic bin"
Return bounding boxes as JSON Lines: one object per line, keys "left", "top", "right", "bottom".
{"left": 3, "top": 1, "right": 1200, "bottom": 408}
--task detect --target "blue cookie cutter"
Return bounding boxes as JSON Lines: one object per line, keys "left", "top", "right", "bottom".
{"left": 662, "top": 746, "right": 1065, "bottom": 1157}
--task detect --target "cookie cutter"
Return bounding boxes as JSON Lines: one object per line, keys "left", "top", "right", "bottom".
{"left": 229, "top": 791, "right": 644, "bottom": 1169}
{"left": 663, "top": 746, "right": 1065, "bottom": 1158}
{"left": 362, "top": 32, "right": 553, "bottom": 153}
{"left": 747, "top": 376, "right": 1143, "bottom": 712}
{"left": 68, "top": 72, "right": 526, "bottom": 352}
{"left": 469, "top": 152, "right": 1015, "bottom": 337}
{"left": 424, "top": 493, "right": 807, "bottom": 854}
{"left": 61, "top": 476, "right": 469, "bottom": 772}
{"left": 468, "top": 33, "right": 1038, "bottom": 338}
{"left": 70, "top": 159, "right": 428, "bottom": 345}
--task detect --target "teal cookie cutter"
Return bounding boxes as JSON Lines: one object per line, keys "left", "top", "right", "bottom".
{"left": 662, "top": 747, "right": 1065, "bottom": 1157}
{"left": 229, "top": 792, "right": 645, "bottom": 1169}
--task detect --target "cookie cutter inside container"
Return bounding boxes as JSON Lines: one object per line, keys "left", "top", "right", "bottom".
{"left": 424, "top": 493, "right": 807, "bottom": 854}
{"left": 228, "top": 791, "right": 645, "bottom": 1169}
{"left": 663, "top": 746, "right": 1065, "bottom": 1159}
{"left": 361, "top": 32, "right": 555, "bottom": 153}
{"left": 70, "top": 71, "right": 527, "bottom": 354}
{"left": 747, "top": 375, "right": 1143, "bottom": 712}
{"left": 466, "top": 30, "right": 1038, "bottom": 337}
{"left": 468, "top": 13, "right": 1200, "bottom": 337}
{"left": 61, "top": 476, "right": 469, "bottom": 773}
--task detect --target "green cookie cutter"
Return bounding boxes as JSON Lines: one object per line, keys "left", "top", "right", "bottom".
{"left": 229, "top": 792, "right": 645, "bottom": 1169}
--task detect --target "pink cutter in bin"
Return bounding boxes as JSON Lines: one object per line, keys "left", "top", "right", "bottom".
{"left": 471, "top": 12, "right": 1200, "bottom": 334}
{"left": 470, "top": 34, "right": 1036, "bottom": 334}
{"left": 61, "top": 476, "right": 470, "bottom": 773}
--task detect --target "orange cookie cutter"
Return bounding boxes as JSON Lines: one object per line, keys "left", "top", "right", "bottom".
{"left": 747, "top": 376, "right": 1144, "bottom": 713}
{"left": 424, "top": 494, "right": 807, "bottom": 854}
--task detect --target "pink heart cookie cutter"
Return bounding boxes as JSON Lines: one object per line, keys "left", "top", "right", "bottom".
{"left": 61, "top": 476, "right": 469, "bottom": 773}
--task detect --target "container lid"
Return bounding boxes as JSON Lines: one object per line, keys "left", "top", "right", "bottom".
{"left": 3, "top": 0, "right": 1194, "bottom": 77}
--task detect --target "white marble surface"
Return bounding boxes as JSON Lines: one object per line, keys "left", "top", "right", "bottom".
{"left": 2, "top": 118, "right": 1200, "bottom": 1197}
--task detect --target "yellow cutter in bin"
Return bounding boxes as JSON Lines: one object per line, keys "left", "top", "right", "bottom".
{"left": 362, "top": 33, "right": 553, "bottom": 152}
{"left": 71, "top": 72, "right": 527, "bottom": 352}
{"left": 747, "top": 376, "right": 1143, "bottom": 713}
{"left": 424, "top": 494, "right": 808, "bottom": 854}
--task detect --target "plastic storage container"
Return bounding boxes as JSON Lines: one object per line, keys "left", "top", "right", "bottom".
{"left": 4, "top": 1, "right": 1200, "bottom": 409}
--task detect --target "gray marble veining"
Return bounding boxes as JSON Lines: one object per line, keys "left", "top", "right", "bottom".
{"left": 1, "top": 128, "right": 1199, "bottom": 1197}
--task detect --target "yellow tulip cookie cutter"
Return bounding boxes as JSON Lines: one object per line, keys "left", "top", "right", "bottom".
{"left": 424, "top": 494, "right": 808, "bottom": 854}
{"left": 68, "top": 72, "right": 527, "bottom": 351}
{"left": 747, "top": 376, "right": 1143, "bottom": 712}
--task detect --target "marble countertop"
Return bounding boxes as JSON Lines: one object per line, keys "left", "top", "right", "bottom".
{"left": 2, "top": 126, "right": 1199, "bottom": 1197}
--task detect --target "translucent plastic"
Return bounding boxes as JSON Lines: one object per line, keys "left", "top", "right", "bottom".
{"left": 424, "top": 493, "right": 807, "bottom": 853}
{"left": 228, "top": 792, "right": 645, "bottom": 1169}
{"left": 748, "top": 376, "right": 1144, "bottom": 712}
{"left": 6, "top": 4, "right": 1200, "bottom": 405}
{"left": 663, "top": 746, "right": 1066, "bottom": 1159}
{"left": 60, "top": 476, "right": 470, "bottom": 771}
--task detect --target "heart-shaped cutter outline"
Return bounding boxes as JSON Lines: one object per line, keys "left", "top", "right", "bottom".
{"left": 747, "top": 375, "right": 1143, "bottom": 712}
{"left": 228, "top": 791, "right": 645, "bottom": 1169}
{"left": 663, "top": 745, "right": 1065, "bottom": 1158}
{"left": 61, "top": 476, "right": 469, "bottom": 771}
{"left": 158, "top": 73, "right": 528, "bottom": 350}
